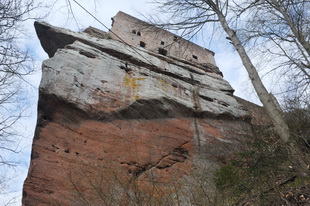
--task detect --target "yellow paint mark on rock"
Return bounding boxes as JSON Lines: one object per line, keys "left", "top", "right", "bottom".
{"left": 157, "top": 78, "right": 174, "bottom": 92}
{"left": 123, "top": 75, "right": 145, "bottom": 100}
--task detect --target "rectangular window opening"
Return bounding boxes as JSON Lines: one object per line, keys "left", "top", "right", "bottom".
{"left": 132, "top": 30, "right": 136, "bottom": 34}
{"left": 161, "top": 41, "right": 165, "bottom": 45}
{"left": 158, "top": 48, "right": 168, "bottom": 56}
{"left": 140, "top": 41, "right": 146, "bottom": 48}
{"left": 193, "top": 55, "right": 198, "bottom": 60}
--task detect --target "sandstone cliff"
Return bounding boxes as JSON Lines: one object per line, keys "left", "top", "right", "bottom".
{"left": 22, "top": 20, "right": 267, "bottom": 205}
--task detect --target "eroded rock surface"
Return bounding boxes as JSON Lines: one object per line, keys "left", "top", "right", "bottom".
{"left": 22, "top": 21, "right": 265, "bottom": 205}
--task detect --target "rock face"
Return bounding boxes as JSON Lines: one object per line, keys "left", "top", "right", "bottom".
{"left": 23, "top": 17, "right": 267, "bottom": 205}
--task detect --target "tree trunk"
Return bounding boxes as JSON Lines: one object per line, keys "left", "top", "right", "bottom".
{"left": 216, "top": 12, "right": 291, "bottom": 143}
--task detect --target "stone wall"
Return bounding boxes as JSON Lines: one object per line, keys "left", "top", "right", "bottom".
{"left": 110, "top": 12, "right": 217, "bottom": 69}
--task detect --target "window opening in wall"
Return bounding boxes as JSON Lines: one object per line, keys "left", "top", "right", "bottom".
{"left": 193, "top": 55, "right": 198, "bottom": 60}
{"left": 173, "top": 35, "right": 178, "bottom": 42}
{"left": 161, "top": 41, "right": 165, "bottom": 45}
{"left": 140, "top": 41, "right": 146, "bottom": 48}
{"left": 137, "top": 31, "right": 141, "bottom": 36}
{"left": 158, "top": 48, "right": 168, "bottom": 56}
{"left": 132, "top": 30, "right": 136, "bottom": 34}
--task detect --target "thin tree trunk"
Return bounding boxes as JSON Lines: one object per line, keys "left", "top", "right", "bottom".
{"left": 216, "top": 11, "right": 291, "bottom": 143}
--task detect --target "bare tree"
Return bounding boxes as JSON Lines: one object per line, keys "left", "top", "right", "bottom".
{"left": 0, "top": 0, "right": 39, "bottom": 196}
{"left": 237, "top": 0, "right": 310, "bottom": 102}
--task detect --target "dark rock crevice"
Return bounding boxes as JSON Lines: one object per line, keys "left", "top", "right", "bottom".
{"left": 120, "top": 141, "right": 190, "bottom": 177}
{"left": 38, "top": 92, "right": 249, "bottom": 125}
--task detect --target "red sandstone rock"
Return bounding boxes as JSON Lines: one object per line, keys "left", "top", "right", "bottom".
{"left": 22, "top": 17, "right": 269, "bottom": 205}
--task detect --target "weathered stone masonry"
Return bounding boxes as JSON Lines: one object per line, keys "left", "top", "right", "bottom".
{"left": 110, "top": 11, "right": 218, "bottom": 74}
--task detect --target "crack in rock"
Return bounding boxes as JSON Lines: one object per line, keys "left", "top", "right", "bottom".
{"left": 120, "top": 141, "right": 190, "bottom": 177}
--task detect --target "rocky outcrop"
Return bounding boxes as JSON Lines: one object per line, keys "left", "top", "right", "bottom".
{"left": 22, "top": 21, "right": 266, "bottom": 205}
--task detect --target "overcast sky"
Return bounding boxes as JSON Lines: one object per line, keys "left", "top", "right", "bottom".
{"left": 0, "top": 0, "right": 261, "bottom": 205}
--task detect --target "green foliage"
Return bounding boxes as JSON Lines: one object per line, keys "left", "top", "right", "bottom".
{"left": 284, "top": 106, "right": 310, "bottom": 153}
{"left": 214, "top": 164, "right": 240, "bottom": 190}
{"left": 211, "top": 100, "right": 310, "bottom": 205}
{"left": 213, "top": 127, "right": 303, "bottom": 205}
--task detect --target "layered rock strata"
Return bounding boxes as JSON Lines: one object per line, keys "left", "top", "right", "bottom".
{"left": 23, "top": 21, "right": 263, "bottom": 205}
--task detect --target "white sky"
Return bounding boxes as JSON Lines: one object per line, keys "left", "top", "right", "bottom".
{"left": 0, "top": 0, "right": 264, "bottom": 205}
